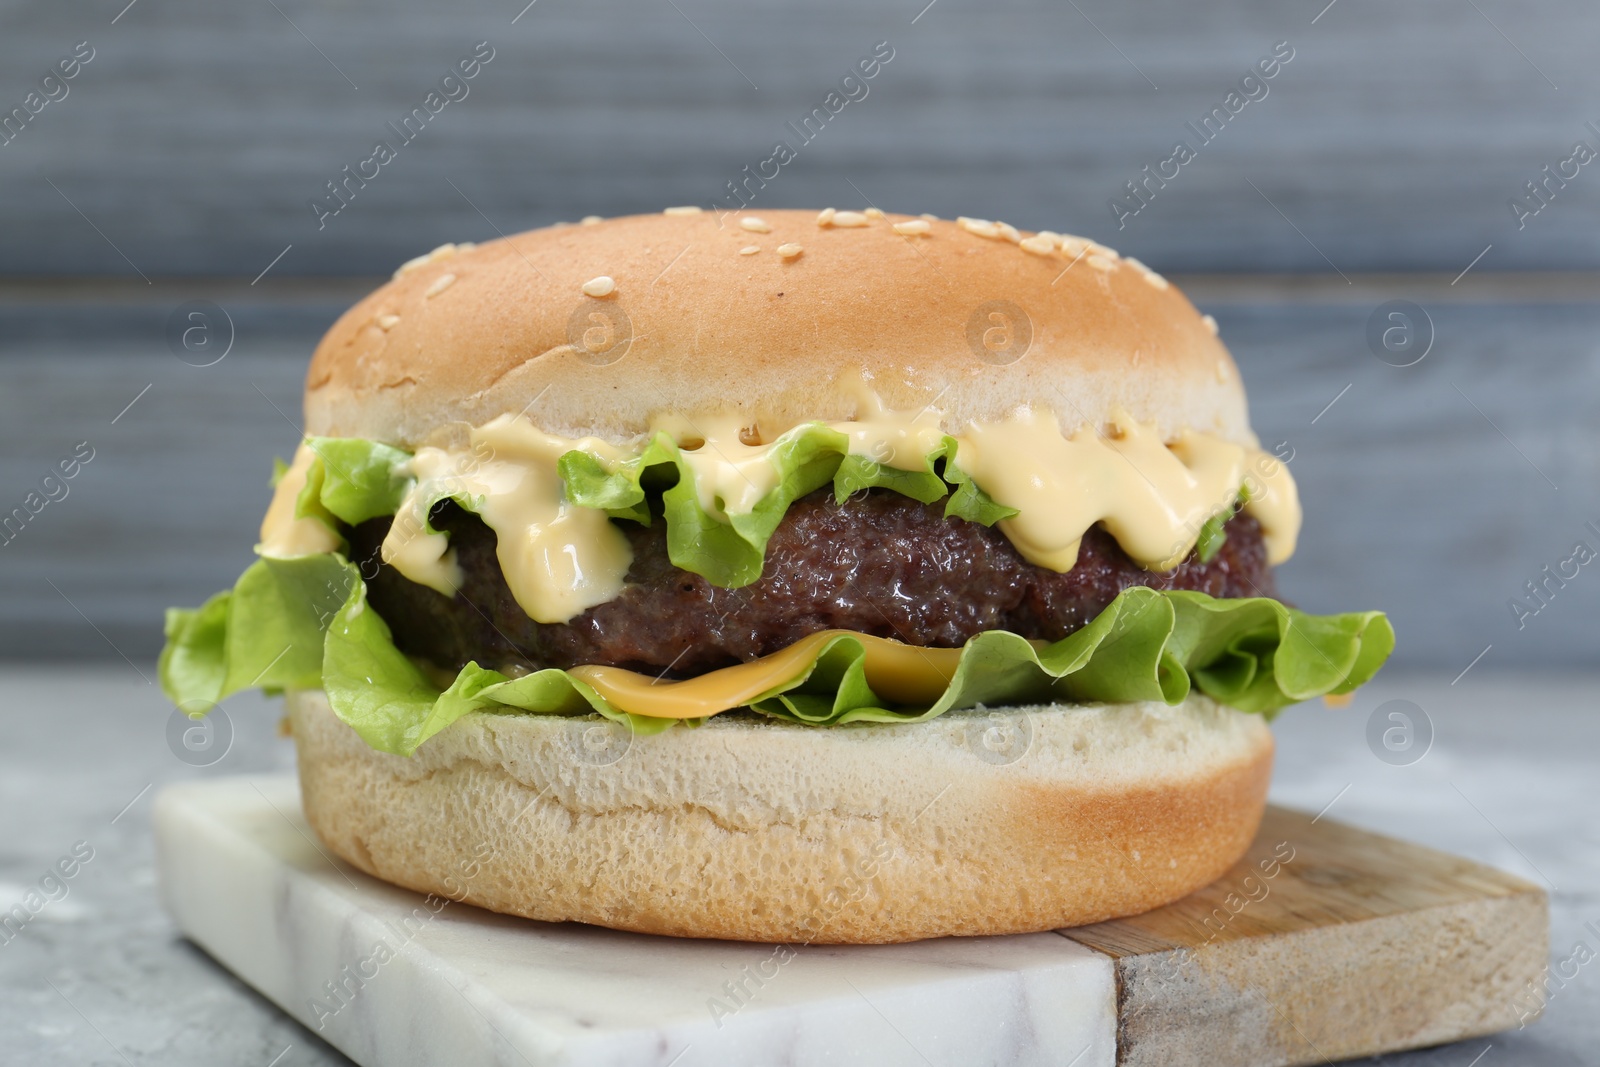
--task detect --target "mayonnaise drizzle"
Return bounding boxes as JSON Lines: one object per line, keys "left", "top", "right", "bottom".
{"left": 1238, "top": 446, "right": 1300, "bottom": 565}
{"left": 651, "top": 383, "right": 948, "bottom": 523}
{"left": 958, "top": 408, "right": 1256, "bottom": 571}
{"left": 258, "top": 443, "right": 342, "bottom": 559}
{"left": 260, "top": 390, "right": 1302, "bottom": 623}
{"left": 380, "top": 416, "right": 633, "bottom": 623}
{"left": 827, "top": 385, "right": 947, "bottom": 473}
{"left": 651, "top": 413, "right": 785, "bottom": 521}
{"left": 380, "top": 449, "right": 466, "bottom": 598}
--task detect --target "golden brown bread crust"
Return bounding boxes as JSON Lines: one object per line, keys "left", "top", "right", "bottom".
{"left": 290, "top": 689, "right": 1273, "bottom": 943}
{"left": 303, "top": 210, "right": 1251, "bottom": 448}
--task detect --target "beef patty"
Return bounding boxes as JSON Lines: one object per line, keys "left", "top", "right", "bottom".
{"left": 347, "top": 489, "right": 1274, "bottom": 677}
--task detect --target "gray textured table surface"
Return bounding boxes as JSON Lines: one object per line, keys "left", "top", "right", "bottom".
{"left": 1, "top": 667, "right": 1594, "bottom": 1066}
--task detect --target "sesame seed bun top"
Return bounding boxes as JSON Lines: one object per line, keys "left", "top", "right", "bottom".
{"left": 303, "top": 208, "right": 1251, "bottom": 448}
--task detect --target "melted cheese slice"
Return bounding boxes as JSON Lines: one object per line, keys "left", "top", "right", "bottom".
{"left": 570, "top": 630, "right": 965, "bottom": 719}
{"left": 258, "top": 443, "right": 342, "bottom": 559}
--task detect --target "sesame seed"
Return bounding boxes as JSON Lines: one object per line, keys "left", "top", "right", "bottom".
{"left": 395, "top": 242, "right": 469, "bottom": 279}
{"left": 1215, "top": 360, "right": 1230, "bottom": 383}
{"left": 581, "top": 215, "right": 603, "bottom": 225}
{"left": 1019, "top": 234, "right": 1056, "bottom": 255}
{"left": 376, "top": 314, "right": 401, "bottom": 331}
{"left": 1058, "top": 236, "right": 1089, "bottom": 257}
{"left": 864, "top": 207, "right": 886, "bottom": 219}
{"left": 1036, "top": 231, "right": 1062, "bottom": 246}
{"left": 739, "top": 245, "right": 761, "bottom": 255}
{"left": 1086, "top": 254, "right": 1115, "bottom": 273}
{"left": 776, "top": 243, "right": 804, "bottom": 259}
{"left": 1202, "top": 314, "right": 1220, "bottom": 336}
{"left": 424, "top": 272, "right": 457, "bottom": 298}
{"left": 996, "top": 222, "right": 1022, "bottom": 243}
{"left": 816, "top": 208, "right": 837, "bottom": 226}
{"left": 394, "top": 253, "right": 431, "bottom": 278}
{"left": 740, "top": 217, "right": 771, "bottom": 233}
{"left": 892, "top": 219, "right": 931, "bottom": 236}
{"left": 664, "top": 205, "right": 702, "bottom": 216}
{"left": 1123, "top": 257, "right": 1170, "bottom": 290}
{"left": 920, "top": 213, "right": 939, "bottom": 220}
{"left": 581, "top": 275, "right": 616, "bottom": 297}
{"left": 832, "top": 210, "right": 870, "bottom": 227}
{"left": 1087, "top": 241, "right": 1120, "bottom": 261}
{"left": 957, "top": 216, "right": 1002, "bottom": 239}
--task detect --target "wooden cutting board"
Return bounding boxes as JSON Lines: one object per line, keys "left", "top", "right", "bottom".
{"left": 154, "top": 778, "right": 1546, "bottom": 1067}
{"left": 1060, "top": 805, "right": 1548, "bottom": 1065}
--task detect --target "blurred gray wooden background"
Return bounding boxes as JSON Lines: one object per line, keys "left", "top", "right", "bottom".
{"left": 2, "top": 0, "right": 1598, "bottom": 671}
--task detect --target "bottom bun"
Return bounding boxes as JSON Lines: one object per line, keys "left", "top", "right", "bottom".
{"left": 290, "top": 690, "right": 1273, "bottom": 944}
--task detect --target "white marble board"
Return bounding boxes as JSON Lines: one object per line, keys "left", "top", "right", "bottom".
{"left": 153, "top": 777, "right": 1118, "bottom": 1067}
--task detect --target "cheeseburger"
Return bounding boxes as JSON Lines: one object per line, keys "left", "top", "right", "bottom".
{"left": 160, "top": 208, "right": 1392, "bottom": 944}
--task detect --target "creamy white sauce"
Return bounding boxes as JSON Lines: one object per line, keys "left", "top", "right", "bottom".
{"left": 651, "top": 412, "right": 786, "bottom": 521}
{"left": 957, "top": 408, "right": 1243, "bottom": 571}
{"left": 827, "top": 381, "right": 947, "bottom": 472}
{"left": 381, "top": 416, "right": 632, "bottom": 624}
{"left": 270, "top": 388, "right": 1303, "bottom": 619}
{"left": 380, "top": 448, "right": 466, "bottom": 598}
{"left": 257, "top": 443, "right": 342, "bottom": 559}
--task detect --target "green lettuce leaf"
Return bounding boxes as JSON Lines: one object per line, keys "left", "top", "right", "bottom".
{"left": 832, "top": 433, "right": 1015, "bottom": 526}
{"left": 158, "top": 554, "right": 356, "bottom": 711}
{"left": 267, "top": 438, "right": 416, "bottom": 553}
{"left": 561, "top": 424, "right": 855, "bottom": 587}
{"left": 556, "top": 436, "right": 672, "bottom": 526}
{"left": 941, "top": 447, "right": 1020, "bottom": 525}
{"left": 159, "top": 559, "right": 1394, "bottom": 756}
{"left": 560, "top": 426, "right": 1021, "bottom": 586}
{"left": 315, "top": 437, "right": 501, "bottom": 562}
{"left": 289, "top": 451, "right": 340, "bottom": 538}
{"left": 319, "top": 576, "right": 461, "bottom": 754}
{"left": 324, "top": 592, "right": 680, "bottom": 754}
{"left": 1195, "top": 511, "right": 1229, "bottom": 563}
{"left": 832, "top": 436, "right": 952, "bottom": 505}
{"left": 306, "top": 437, "right": 413, "bottom": 525}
